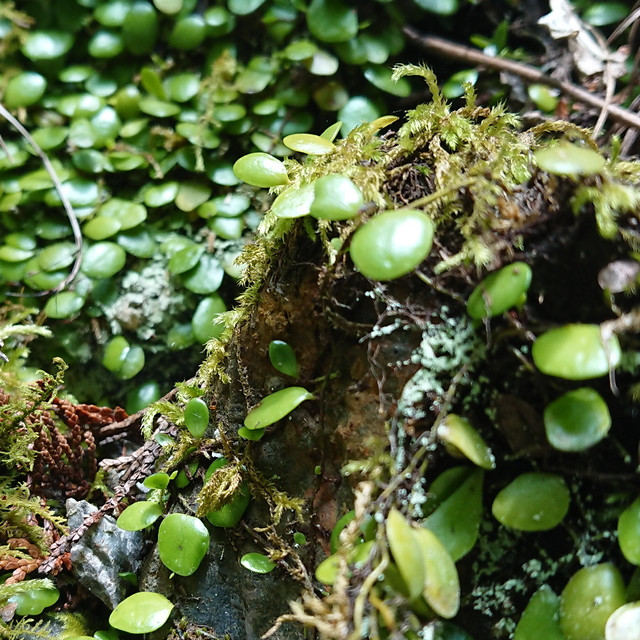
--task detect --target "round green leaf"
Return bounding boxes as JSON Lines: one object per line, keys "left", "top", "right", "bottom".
{"left": 158, "top": 513, "right": 210, "bottom": 576}
{"left": 534, "top": 141, "right": 605, "bottom": 177}
{"left": 238, "top": 426, "right": 265, "bottom": 441}
{"left": 492, "top": 472, "right": 570, "bottom": 531}
{"left": 109, "top": 591, "right": 174, "bottom": 633}
{"left": 176, "top": 181, "right": 212, "bottom": 212}
{"left": 228, "top": 0, "right": 266, "bottom": 15}
{"left": 514, "top": 586, "right": 564, "bottom": 640}
{"left": 168, "top": 14, "right": 206, "bottom": 50}
{"left": 244, "top": 386, "right": 313, "bottom": 430}
{"left": 543, "top": 388, "right": 611, "bottom": 451}
{"left": 117, "top": 229, "right": 157, "bottom": 258}
{"left": 44, "top": 291, "right": 84, "bottom": 319}
{"left": 10, "top": 586, "right": 59, "bottom": 615}
{"left": 364, "top": 65, "right": 412, "bottom": 97}
{"left": 350, "top": 209, "right": 434, "bottom": 280}
{"left": 307, "top": 0, "right": 358, "bottom": 43}
{"left": 118, "top": 345, "right": 145, "bottom": 379}
{"left": 117, "top": 500, "right": 163, "bottom": 531}
{"left": 283, "top": 133, "right": 335, "bottom": 155}
{"left": 424, "top": 467, "right": 484, "bottom": 561}
{"left": 100, "top": 198, "right": 147, "bottom": 230}
{"left": 559, "top": 564, "right": 625, "bottom": 640}
{"left": 22, "top": 30, "right": 73, "bottom": 60}
{"left": 271, "top": 184, "right": 315, "bottom": 219}
{"left": 122, "top": 1, "right": 158, "bottom": 55}
{"left": 309, "top": 174, "right": 364, "bottom": 220}
{"left": 240, "top": 552, "right": 276, "bottom": 574}
{"left": 442, "top": 69, "right": 478, "bottom": 99}
{"left": 192, "top": 295, "right": 226, "bottom": 343}
{"left": 139, "top": 97, "right": 181, "bottom": 117}
{"left": 83, "top": 216, "right": 122, "bottom": 240}
{"left": 268, "top": 340, "right": 299, "bottom": 377}
{"left": 38, "top": 242, "right": 77, "bottom": 272}
{"left": 144, "top": 472, "right": 170, "bottom": 490}
{"left": 88, "top": 30, "right": 124, "bottom": 57}
{"left": 181, "top": 254, "right": 224, "bottom": 294}
{"left": 413, "top": 0, "right": 459, "bottom": 14}
{"left": 386, "top": 509, "right": 425, "bottom": 600}
{"left": 437, "top": 414, "right": 495, "bottom": 469}
{"left": 168, "top": 244, "right": 203, "bottom": 275}
{"left": 528, "top": 84, "right": 558, "bottom": 112}
{"left": 414, "top": 527, "right": 460, "bottom": 619}
{"left": 0, "top": 245, "right": 34, "bottom": 262}
{"left": 82, "top": 242, "right": 126, "bottom": 278}
{"left": 184, "top": 397, "right": 209, "bottom": 438}
{"left": 95, "top": 0, "right": 133, "bottom": 26}
{"left": 4, "top": 72, "right": 47, "bottom": 108}
{"left": 32, "top": 126, "right": 68, "bottom": 150}
{"left": 467, "top": 262, "right": 532, "bottom": 319}
{"left": 583, "top": 3, "right": 628, "bottom": 26}
{"left": 126, "top": 380, "right": 160, "bottom": 414}
{"left": 144, "top": 182, "right": 179, "bottom": 207}
{"left": 153, "top": 0, "right": 183, "bottom": 13}
{"left": 233, "top": 153, "right": 289, "bottom": 188}
{"left": 532, "top": 324, "right": 621, "bottom": 380}
{"left": 103, "top": 336, "right": 130, "bottom": 372}
{"left": 165, "top": 73, "right": 200, "bottom": 102}
{"left": 618, "top": 496, "right": 640, "bottom": 565}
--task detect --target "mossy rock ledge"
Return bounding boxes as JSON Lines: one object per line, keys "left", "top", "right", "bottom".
{"left": 139, "top": 72, "right": 640, "bottom": 640}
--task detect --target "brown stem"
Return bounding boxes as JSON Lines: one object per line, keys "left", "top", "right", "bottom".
{"left": 403, "top": 28, "right": 640, "bottom": 133}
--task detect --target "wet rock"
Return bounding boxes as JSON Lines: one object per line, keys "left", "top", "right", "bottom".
{"left": 67, "top": 498, "right": 145, "bottom": 609}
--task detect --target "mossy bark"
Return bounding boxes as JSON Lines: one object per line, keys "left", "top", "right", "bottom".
{"left": 139, "top": 95, "right": 640, "bottom": 639}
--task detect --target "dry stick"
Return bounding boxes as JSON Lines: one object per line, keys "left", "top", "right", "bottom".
{"left": 403, "top": 28, "right": 640, "bottom": 134}
{"left": 0, "top": 103, "right": 82, "bottom": 296}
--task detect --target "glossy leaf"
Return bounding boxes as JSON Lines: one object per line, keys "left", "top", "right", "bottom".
{"left": 532, "top": 324, "right": 621, "bottom": 380}
{"left": 158, "top": 513, "right": 210, "bottom": 576}
{"left": 534, "top": 141, "right": 605, "bottom": 177}
{"left": 386, "top": 509, "right": 425, "bottom": 600}
{"left": 414, "top": 527, "right": 460, "bottom": 619}
{"left": 424, "top": 467, "right": 484, "bottom": 560}
{"left": 514, "top": 586, "right": 564, "bottom": 640}
{"left": 81, "top": 242, "right": 126, "bottom": 278}
{"left": 184, "top": 397, "right": 209, "bottom": 438}
{"left": 413, "top": 0, "right": 459, "bottom": 15}
{"left": 116, "top": 500, "right": 163, "bottom": 531}
{"left": 4, "top": 72, "right": 47, "bottom": 108}
{"left": 233, "top": 153, "right": 289, "bottom": 188}
{"left": 241, "top": 552, "right": 276, "bottom": 573}
{"left": 559, "top": 564, "right": 625, "bottom": 640}
{"left": 118, "top": 344, "right": 145, "bottom": 379}
{"left": 268, "top": 340, "right": 299, "bottom": 377}
{"left": 543, "top": 387, "right": 611, "bottom": 451}
{"left": 237, "top": 426, "right": 265, "bottom": 441}
{"left": 244, "top": 386, "right": 313, "bottom": 430}
{"left": 492, "top": 472, "right": 569, "bottom": 531}
{"left": 283, "top": 133, "right": 335, "bottom": 155}
{"left": 10, "top": 586, "right": 59, "bottom": 615}
{"left": 310, "top": 174, "right": 364, "bottom": 220}
{"left": 618, "top": 496, "right": 640, "bottom": 565}
{"left": 109, "top": 591, "right": 174, "bottom": 633}
{"left": 192, "top": 295, "right": 226, "bottom": 343}
{"left": 143, "top": 472, "right": 171, "bottom": 490}
{"left": 271, "top": 184, "right": 315, "bottom": 219}
{"left": 181, "top": 254, "right": 224, "bottom": 294}
{"left": 466, "top": 262, "right": 532, "bottom": 319}
{"left": 437, "top": 414, "right": 495, "bottom": 469}
{"left": 102, "top": 336, "right": 130, "bottom": 372}
{"left": 22, "top": 30, "right": 73, "bottom": 60}
{"left": 44, "top": 291, "right": 84, "bottom": 319}
{"left": 350, "top": 210, "right": 434, "bottom": 280}
{"left": 307, "top": 0, "right": 358, "bottom": 43}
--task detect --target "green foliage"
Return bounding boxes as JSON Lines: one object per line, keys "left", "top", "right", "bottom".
{"left": 0, "top": 0, "right": 462, "bottom": 405}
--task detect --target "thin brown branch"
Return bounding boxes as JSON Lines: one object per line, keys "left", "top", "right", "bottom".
{"left": 403, "top": 28, "right": 640, "bottom": 134}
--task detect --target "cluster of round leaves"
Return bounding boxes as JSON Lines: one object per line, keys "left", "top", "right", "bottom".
{"left": 0, "top": 0, "right": 464, "bottom": 404}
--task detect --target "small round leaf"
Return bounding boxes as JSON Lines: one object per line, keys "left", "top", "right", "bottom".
{"left": 109, "top": 591, "right": 174, "bottom": 633}
{"left": 244, "top": 387, "right": 313, "bottom": 430}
